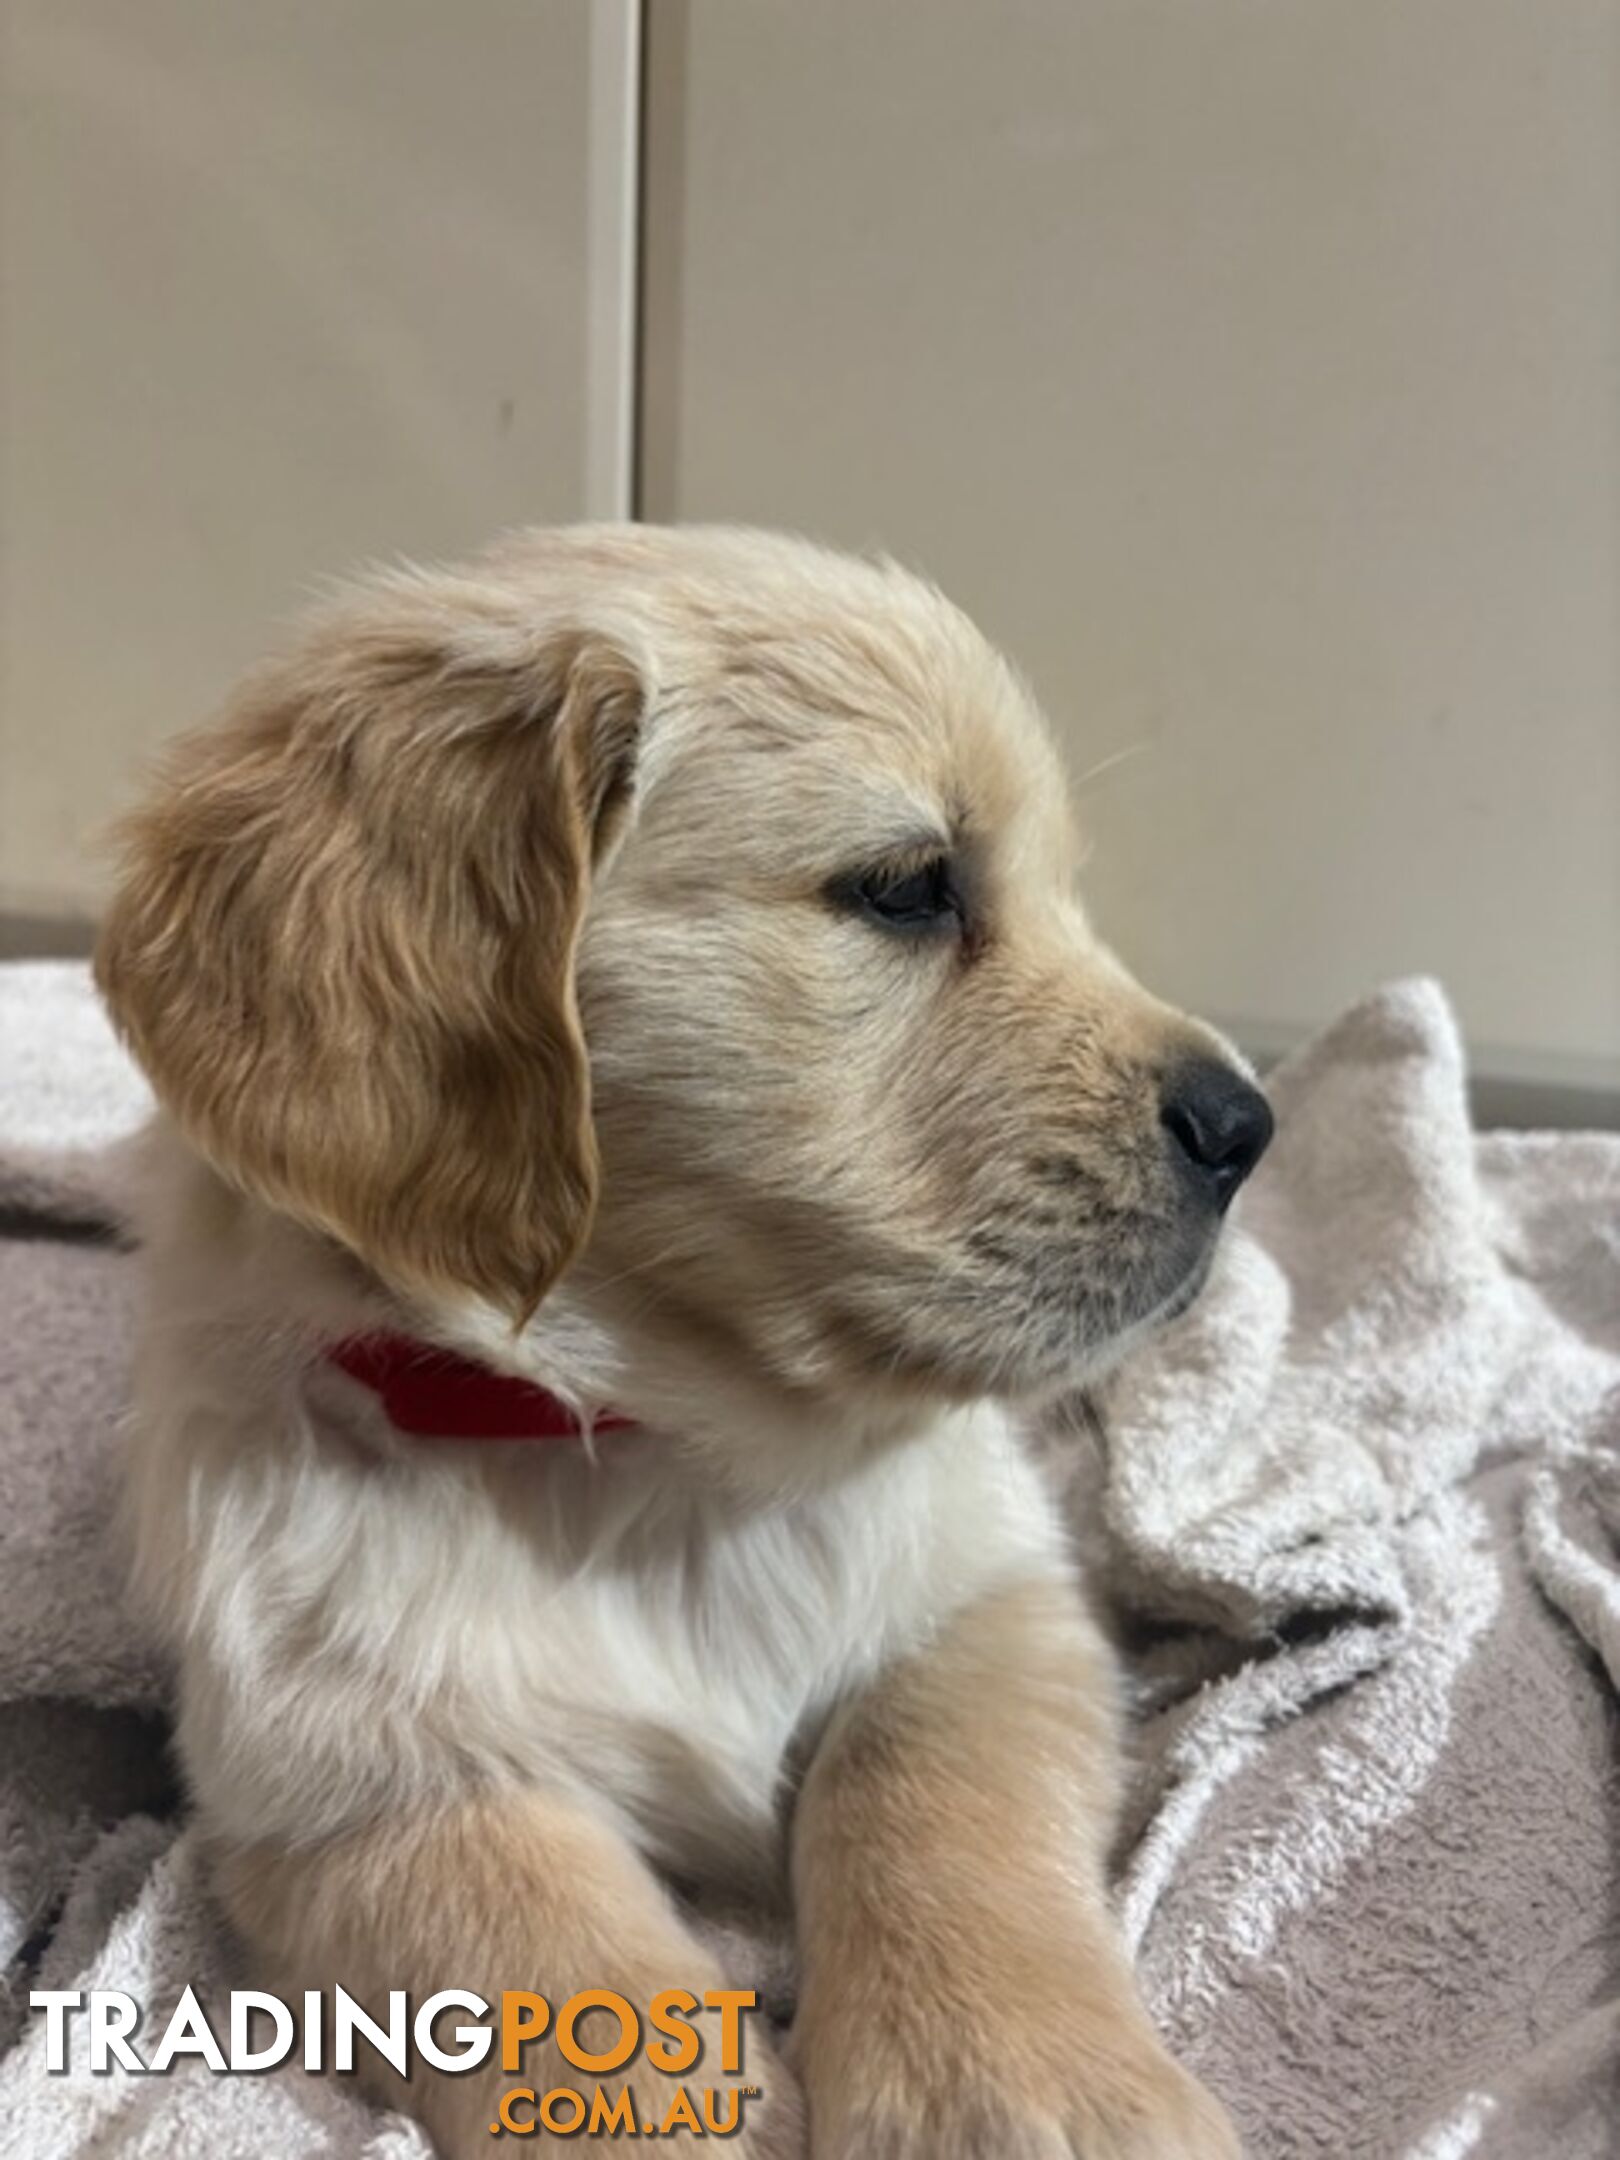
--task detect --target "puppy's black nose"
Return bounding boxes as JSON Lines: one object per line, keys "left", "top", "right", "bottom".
{"left": 1161, "top": 1061, "right": 1274, "bottom": 1208}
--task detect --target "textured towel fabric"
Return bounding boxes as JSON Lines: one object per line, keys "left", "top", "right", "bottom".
{"left": 0, "top": 963, "right": 1615, "bottom": 2159}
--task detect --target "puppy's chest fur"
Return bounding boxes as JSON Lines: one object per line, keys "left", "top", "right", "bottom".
{"left": 140, "top": 1341, "right": 1063, "bottom": 1897}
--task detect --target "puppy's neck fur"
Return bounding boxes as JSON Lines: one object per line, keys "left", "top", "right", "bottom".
{"left": 136, "top": 1116, "right": 938, "bottom": 1508}
{"left": 124, "top": 1117, "right": 1065, "bottom": 1889}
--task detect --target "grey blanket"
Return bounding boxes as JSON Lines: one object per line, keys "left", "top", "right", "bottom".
{"left": 0, "top": 963, "right": 1616, "bottom": 2159}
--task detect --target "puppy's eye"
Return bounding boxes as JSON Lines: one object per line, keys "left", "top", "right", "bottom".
{"left": 839, "top": 855, "right": 962, "bottom": 934}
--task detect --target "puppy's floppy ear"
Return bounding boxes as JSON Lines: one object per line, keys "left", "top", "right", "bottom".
{"left": 95, "top": 572, "right": 646, "bottom": 1322}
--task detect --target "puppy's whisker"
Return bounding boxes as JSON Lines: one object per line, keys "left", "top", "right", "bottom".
{"left": 1070, "top": 739, "right": 1152, "bottom": 796}
{"left": 580, "top": 1237, "right": 701, "bottom": 1299}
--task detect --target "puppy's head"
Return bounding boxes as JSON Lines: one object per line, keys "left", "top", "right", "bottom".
{"left": 98, "top": 526, "right": 1269, "bottom": 1409}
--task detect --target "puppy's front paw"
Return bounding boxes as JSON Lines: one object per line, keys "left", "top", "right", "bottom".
{"left": 708, "top": 2039, "right": 807, "bottom": 2160}
{"left": 722, "top": 2042, "right": 810, "bottom": 2160}
{"left": 1060, "top": 2051, "right": 1241, "bottom": 2160}
{"left": 809, "top": 2036, "right": 1239, "bottom": 2160}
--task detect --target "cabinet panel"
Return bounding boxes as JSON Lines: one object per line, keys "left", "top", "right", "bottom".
{"left": 2, "top": 0, "right": 599, "bottom": 920}
{"left": 643, "top": 0, "right": 1620, "bottom": 1088}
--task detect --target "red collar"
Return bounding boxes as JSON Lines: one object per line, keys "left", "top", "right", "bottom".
{"left": 325, "top": 1332, "right": 636, "bottom": 1445}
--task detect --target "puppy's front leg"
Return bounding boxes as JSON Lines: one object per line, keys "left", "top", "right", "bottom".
{"left": 215, "top": 1786, "right": 804, "bottom": 2158}
{"left": 792, "top": 1578, "right": 1238, "bottom": 2159}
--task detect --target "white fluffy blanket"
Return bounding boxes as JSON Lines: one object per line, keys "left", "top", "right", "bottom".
{"left": 0, "top": 964, "right": 1616, "bottom": 2158}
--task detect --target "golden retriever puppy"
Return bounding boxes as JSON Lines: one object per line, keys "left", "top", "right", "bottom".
{"left": 96, "top": 526, "right": 1269, "bottom": 2157}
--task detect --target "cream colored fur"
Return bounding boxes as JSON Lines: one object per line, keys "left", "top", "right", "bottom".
{"left": 102, "top": 526, "right": 1246, "bottom": 2157}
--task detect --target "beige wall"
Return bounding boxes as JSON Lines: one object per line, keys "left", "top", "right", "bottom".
{"left": 6, "top": 1, "right": 1616, "bottom": 1097}
{"left": 1, "top": 0, "right": 599, "bottom": 924}
{"left": 643, "top": 0, "right": 1620, "bottom": 1090}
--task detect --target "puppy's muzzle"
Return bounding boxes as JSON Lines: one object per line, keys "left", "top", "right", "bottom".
{"left": 1160, "top": 1060, "right": 1274, "bottom": 1211}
